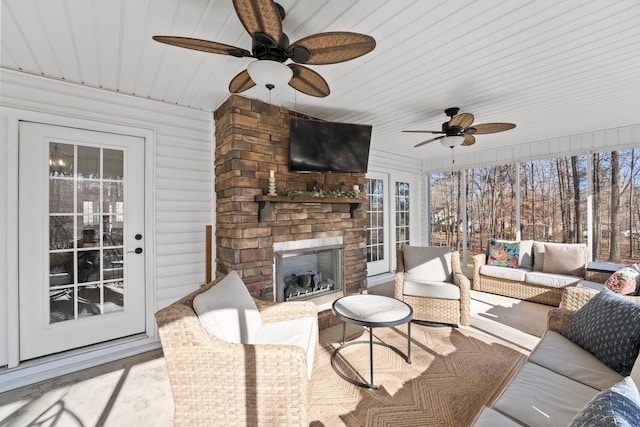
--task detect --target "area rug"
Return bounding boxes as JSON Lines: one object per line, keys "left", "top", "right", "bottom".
{"left": 310, "top": 323, "right": 528, "bottom": 427}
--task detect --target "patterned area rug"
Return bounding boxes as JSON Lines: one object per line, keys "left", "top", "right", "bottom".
{"left": 310, "top": 323, "right": 528, "bottom": 427}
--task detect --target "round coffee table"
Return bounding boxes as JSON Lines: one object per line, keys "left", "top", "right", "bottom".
{"left": 331, "top": 294, "right": 413, "bottom": 389}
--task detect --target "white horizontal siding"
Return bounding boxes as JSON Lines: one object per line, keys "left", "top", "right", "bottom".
{"left": 0, "top": 69, "right": 214, "bottom": 345}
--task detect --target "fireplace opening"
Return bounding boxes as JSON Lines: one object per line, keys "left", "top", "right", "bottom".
{"left": 274, "top": 240, "right": 343, "bottom": 302}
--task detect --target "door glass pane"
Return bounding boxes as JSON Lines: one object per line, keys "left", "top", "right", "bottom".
{"left": 395, "top": 182, "right": 410, "bottom": 248}
{"left": 366, "top": 178, "right": 384, "bottom": 262}
{"left": 77, "top": 146, "right": 100, "bottom": 178}
{"left": 48, "top": 141, "right": 126, "bottom": 323}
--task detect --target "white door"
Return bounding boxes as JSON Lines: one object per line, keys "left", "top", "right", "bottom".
{"left": 19, "top": 122, "right": 146, "bottom": 361}
{"left": 366, "top": 172, "right": 390, "bottom": 275}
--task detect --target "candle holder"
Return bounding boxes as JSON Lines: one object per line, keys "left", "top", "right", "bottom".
{"left": 268, "top": 175, "right": 277, "bottom": 196}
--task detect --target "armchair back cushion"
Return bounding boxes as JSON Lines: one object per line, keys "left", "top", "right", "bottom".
{"left": 193, "top": 270, "right": 262, "bottom": 343}
{"left": 402, "top": 246, "right": 453, "bottom": 283}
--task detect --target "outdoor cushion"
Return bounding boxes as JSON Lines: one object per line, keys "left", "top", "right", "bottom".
{"left": 402, "top": 246, "right": 453, "bottom": 283}
{"left": 525, "top": 271, "right": 582, "bottom": 288}
{"left": 488, "top": 239, "right": 520, "bottom": 268}
{"left": 561, "top": 289, "right": 640, "bottom": 376}
{"left": 569, "top": 376, "right": 640, "bottom": 427}
{"left": 471, "top": 406, "right": 524, "bottom": 427}
{"left": 479, "top": 265, "right": 528, "bottom": 282}
{"left": 492, "top": 361, "right": 599, "bottom": 427}
{"left": 528, "top": 330, "right": 624, "bottom": 391}
{"left": 543, "top": 243, "right": 587, "bottom": 276}
{"left": 403, "top": 280, "right": 461, "bottom": 300}
{"left": 250, "top": 316, "right": 318, "bottom": 379}
{"left": 193, "top": 270, "right": 262, "bottom": 343}
{"left": 605, "top": 266, "right": 640, "bottom": 295}
{"left": 484, "top": 239, "right": 534, "bottom": 269}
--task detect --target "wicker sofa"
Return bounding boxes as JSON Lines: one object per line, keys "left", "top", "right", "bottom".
{"left": 155, "top": 271, "right": 318, "bottom": 427}
{"left": 472, "top": 240, "right": 588, "bottom": 306}
{"left": 472, "top": 290, "right": 640, "bottom": 426}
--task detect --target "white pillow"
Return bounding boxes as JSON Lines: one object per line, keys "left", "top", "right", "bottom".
{"left": 193, "top": 270, "right": 262, "bottom": 344}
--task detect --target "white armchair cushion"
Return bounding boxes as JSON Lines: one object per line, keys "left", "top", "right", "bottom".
{"left": 403, "top": 280, "right": 461, "bottom": 300}
{"left": 403, "top": 246, "right": 453, "bottom": 282}
{"left": 193, "top": 270, "right": 262, "bottom": 344}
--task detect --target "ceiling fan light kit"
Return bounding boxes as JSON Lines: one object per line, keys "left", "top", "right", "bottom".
{"left": 247, "top": 60, "right": 292, "bottom": 90}
{"left": 440, "top": 135, "right": 465, "bottom": 148}
{"left": 153, "top": 0, "right": 375, "bottom": 98}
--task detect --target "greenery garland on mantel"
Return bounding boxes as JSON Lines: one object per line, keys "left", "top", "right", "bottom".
{"left": 276, "top": 187, "right": 359, "bottom": 199}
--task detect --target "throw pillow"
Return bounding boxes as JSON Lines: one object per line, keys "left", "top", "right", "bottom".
{"left": 569, "top": 377, "right": 640, "bottom": 427}
{"left": 561, "top": 289, "right": 640, "bottom": 376}
{"left": 542, "top": 243, "right": 587, "bottom": 276}
{"left": 193, "top": 270, "right": 262, "bottom": 344}
{"left": 605, "top": 266, "right": 640, "bottom": 295}
{"left": 487, "top": 239, "right": 519, "bottom": 268}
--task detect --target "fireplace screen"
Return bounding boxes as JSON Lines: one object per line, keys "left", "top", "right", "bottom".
{"left": 275, "top": 245, "right": 343, "bottom": 302}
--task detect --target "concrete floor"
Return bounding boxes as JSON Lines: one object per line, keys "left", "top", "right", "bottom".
{"left": 0, "top": 286, "right": 550, "bottom": 426}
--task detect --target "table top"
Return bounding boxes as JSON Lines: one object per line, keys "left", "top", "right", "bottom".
{"left": 586, "top": 262, "right": 626, "bottom": 274}
{"left": 332, "top": 294, "right": 413, "bottom": 327}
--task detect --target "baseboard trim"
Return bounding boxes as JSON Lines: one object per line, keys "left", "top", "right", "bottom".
{"left": 0, "top": 336, "right": 161, "bottom": 393}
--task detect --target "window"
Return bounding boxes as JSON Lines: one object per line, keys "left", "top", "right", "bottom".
{"left": 395, "top": 181, "right": 410, "bottom": 248}
{"left": 366, "top": 177, "right": 384, "bottom": 262}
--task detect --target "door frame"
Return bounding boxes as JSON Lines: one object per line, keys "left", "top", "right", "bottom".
{"left": 2, "top": 108, "right": 157, "bottom": 377}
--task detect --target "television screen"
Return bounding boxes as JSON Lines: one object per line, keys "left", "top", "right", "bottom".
{"left": 289, "top": 118, "right": 372, "bottom": 173}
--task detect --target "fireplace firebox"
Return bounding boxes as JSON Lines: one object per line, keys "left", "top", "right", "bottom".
{"left": 274, "top": 237, "right": 343, "bottom": 302}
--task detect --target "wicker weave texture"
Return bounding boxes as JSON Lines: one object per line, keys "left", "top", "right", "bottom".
{"left": 395, "top": 248, "right": 471, "bottom": 326}
{"left": 155, "top": 280, "right": 317, "bottom": 427}
{"left": 559, "top": 285, "right": 640, "bottom": 311}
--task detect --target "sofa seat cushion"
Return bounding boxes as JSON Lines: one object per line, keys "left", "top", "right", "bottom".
{"left": 193, "top": 270, "right": 262, "bottom": 343}
{"left": 479, "top": 265, "right": 528, "bottom": 282}
{"left": 525, "top": 271, "right": 581, "bottom": 288}
{"left": 529, "top": 330, "right": 624, "bottom": 391}
{"left": 250, "top": 316, "right": 318, "bottom": 379}
{"left": 402, "top": 246, "right": 453, "bottom": 282}
{"left": 403, "top": 280, "right": 460, "bottom": 300}
{"left": 569, "top": 376, "right": 640, "bottom": 427}
{"left": 493, "top": 361, "right": 599, "bottom": 427}
{"left": 562, "top": 289, "right": 640, "bottom": 376}
{"left": 471, "top": 406, "right": 524, "bottom": 426}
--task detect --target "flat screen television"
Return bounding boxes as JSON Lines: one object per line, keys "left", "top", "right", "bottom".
{"left": 288, "top": 118, "right": 372, "bottom": 173}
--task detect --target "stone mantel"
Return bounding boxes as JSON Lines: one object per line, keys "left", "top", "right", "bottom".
{"left": 254, "top": 195, "right": 365, "bottom": 221}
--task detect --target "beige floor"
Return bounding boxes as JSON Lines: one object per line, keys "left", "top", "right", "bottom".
{"left": 0, "top": 285, "right": 551, "bottom": 427}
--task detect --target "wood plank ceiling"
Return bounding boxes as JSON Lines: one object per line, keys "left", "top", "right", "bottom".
{"left": 2, "top": 0, "right": 640, "bottom": 161}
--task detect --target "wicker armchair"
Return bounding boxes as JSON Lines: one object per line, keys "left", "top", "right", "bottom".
{"left": 155, "top": 277, "right": 317, "bottom": 427}
{"left": 395, "top": 246, "right": 471, "bottom": 326}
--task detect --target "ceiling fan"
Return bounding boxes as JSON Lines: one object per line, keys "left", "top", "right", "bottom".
{"left": 152, "top": 0, "right": 376, "bottom": 98}
{"left": 403, "top": 107, "right": 516, "bottom": 148}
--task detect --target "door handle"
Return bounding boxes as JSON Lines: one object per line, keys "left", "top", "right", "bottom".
{"left": 127, "top": 248, "right": 143, "bottom": 254}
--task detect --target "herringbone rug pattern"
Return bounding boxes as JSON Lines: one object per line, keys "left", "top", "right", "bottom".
{"left": 310, "top": 323, "right": 528, "bottom": 427}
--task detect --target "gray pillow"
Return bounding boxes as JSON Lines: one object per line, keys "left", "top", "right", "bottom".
{"left": 562, "top": 289, "right": 640, "bottom": 376}
{"left": 569, "top": 376, "right": 640, "bottom": 427}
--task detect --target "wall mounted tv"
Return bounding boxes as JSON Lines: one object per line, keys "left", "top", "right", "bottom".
{"left": 289, "top": 118, "right": 372, "bottom": 173}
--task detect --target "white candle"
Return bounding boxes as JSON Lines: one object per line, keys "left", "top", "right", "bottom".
{"left": 353, "top": 184, "right": 359, "bottom": 192}
{"left": 270, "top": 170, "right": 275, "bottom": 178}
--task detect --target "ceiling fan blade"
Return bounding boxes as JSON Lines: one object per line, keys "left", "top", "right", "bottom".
{"left": 288, "top": 64, "right": 330, "bottom": 97}
{"left": 288, "top": 32, "right": 376, "bottom": 65}
{"left": 449, "top": 113, "right": 474, "bottom": 129}
{"left": 472, "top": 123, "right": 516, "bottom": 134}
{"left": 233, "top": 0, "right": 282, "bottom": 46}
{"left": 402, "top": 130, "right": 444, "bottom": 134}
{"left": 461, "top": 134, "right": 476, "bottom": 146}
{"left": 152, "top": 36, "right": 252, "bottom": 57}
{"left": 414, "top": 136, "right": 443, "bottom": 148}
{"left": 229, "top": 69, "right": 256, "bottom": 93}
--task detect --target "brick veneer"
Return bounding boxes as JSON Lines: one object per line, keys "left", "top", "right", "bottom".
{"left": 213, "top": 95, "right": 367, "bottom": 302}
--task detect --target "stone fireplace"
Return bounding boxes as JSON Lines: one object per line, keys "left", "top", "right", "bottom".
{"left": 213, "top": 95, "right": 367, "bottom": 314}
